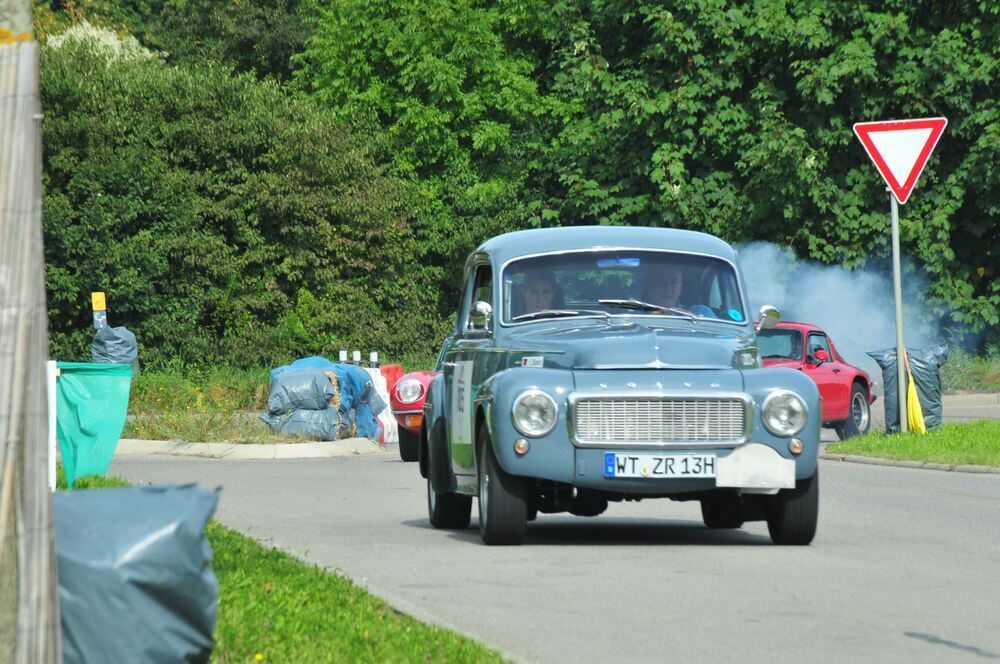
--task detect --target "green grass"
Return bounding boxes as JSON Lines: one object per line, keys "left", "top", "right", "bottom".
{"left": 940, "top": 348, "right": 1000, "bottom": 393}
{"left": 208, "top": 523, "right": 503, "bottom": 663}
{"left": 58, "top": 469, "right": 504, "bottom": 663}
{"left": 828, "top": 420, "right": 1000, "bottom": 467}
{"left": 130, "top": 366, "right": 272, "bottom": 414}
{"left": 123, "top": 412, "right": 314, "bottom": 444}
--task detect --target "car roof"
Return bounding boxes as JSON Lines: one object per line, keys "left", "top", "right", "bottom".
{"left": 475, "top": 226, "right": 738, "bottom": 267}
{"left": 771, "top": 321, "right": 825, "bottom": 334}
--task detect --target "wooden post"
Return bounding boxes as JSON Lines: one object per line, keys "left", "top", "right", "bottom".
{"left": 0, "top": 36, "right": 63, "bottom": 664}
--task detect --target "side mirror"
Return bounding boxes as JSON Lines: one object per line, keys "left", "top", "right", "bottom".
{"left": 758, "top": 305, "right": 781, "bottom": 329}
{"left": 812, "top": 349, "right": 829, "bottom": 363}
{"left": 470, "top": 300, "right": 492, "bottom": 330}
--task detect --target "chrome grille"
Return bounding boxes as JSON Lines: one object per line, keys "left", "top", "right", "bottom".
{"left": 572, "top": 397, "right": 747, "bottom": 445}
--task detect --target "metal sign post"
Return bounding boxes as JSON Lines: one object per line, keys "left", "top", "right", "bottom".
{"left": 889, "top": 193, "right": 907, "bottom": 432}
{"left": 853, "top": 117, "right": 947, "bottom": 433}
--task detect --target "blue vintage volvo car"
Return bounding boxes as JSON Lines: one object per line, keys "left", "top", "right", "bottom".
{"left": 418, "top": 226, "right": 820, "bottom": 546}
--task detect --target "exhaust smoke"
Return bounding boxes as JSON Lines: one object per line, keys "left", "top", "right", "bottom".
{"left": 737, "top": 242, "right": 941, "bottom": 394}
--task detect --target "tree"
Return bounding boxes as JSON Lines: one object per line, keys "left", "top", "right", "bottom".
{"left": 41, "top": 27, "right": 447, "bottom": 367}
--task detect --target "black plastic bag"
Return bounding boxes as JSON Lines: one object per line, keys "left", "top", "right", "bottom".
{"left": 91, "top": 325, "right": 138, "bottom": 366}
{"left": 868, "top": 345, "right": 948, "bottom": 432}
{"left": 54, "top": 484, "right": 219, "bottom": 664}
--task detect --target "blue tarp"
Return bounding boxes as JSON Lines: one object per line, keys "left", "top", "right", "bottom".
{"left": 266, "top": 357, "right": 385, "bottom": 439}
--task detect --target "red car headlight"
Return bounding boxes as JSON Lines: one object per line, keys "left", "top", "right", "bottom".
{"left": 395, "top": 378, "right": 424, "bottom": 405}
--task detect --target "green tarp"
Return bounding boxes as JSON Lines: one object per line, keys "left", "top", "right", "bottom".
{"left": 56, "top": 361, "right": 132, "bottom": 487}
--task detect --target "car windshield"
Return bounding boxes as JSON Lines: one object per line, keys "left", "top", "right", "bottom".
{"left": 757, "top": 328, "right": 803, "bottom": 360}
{"left": 501, "top": 250, "right": 745, "bottom": 324}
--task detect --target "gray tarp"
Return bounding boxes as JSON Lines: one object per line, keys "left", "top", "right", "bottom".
{"left": 260, "top": 407, "right": 349, "bottom": 440}
{"left": 53, "top": 484, "right": 219, "bottom": 664}
{"left": 91, "top": 325, "right": 138, "bottom": 366}
{"left": 266, "top": 368, "right": 335, "bottom": 414}
{"left": 868, "top": 345, "right": 948, "bottom": 432}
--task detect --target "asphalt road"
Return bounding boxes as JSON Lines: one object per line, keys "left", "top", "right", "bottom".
{"left": 109, "top": 452, "right": 1000, "bottom": 664}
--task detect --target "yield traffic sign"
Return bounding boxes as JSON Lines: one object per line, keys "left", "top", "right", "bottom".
{"left": 853, "top": 117, "right": 947, "bottom": 204}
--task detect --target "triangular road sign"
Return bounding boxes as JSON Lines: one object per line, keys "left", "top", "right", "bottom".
{"left": 853, "top": 117, "right": 947, "bottom": 204}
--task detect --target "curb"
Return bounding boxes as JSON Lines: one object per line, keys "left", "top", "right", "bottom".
{"left": 820, "top": 452, "right": 1000, "bottom": 475}
{"left": 116, "top": 437, "right": 388, "bottom": 459}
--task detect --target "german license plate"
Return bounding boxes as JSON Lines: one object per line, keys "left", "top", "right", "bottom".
{"left": 603, "top": 453, "right": 717, "bottom": 479}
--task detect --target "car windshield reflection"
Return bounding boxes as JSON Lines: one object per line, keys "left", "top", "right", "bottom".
{"left": 502, "top": 250, "right": 746, "bottom": 325}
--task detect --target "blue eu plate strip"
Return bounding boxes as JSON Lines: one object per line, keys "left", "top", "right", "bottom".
{"left": 604, "top": 452, "right": 616, "bottom": 478}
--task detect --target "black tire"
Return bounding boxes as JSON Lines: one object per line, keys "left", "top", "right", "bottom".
{"left": 767, "top": 471, "right": 819, "bottom": 545}
{"left": 398, "top": 426, "right": 419, "bottom": 462}
{"left": 427, "top": 476, "right": 472, "bottom": 529}
{"left": 477, "top": 427, "right": 528, "bottom": 545}
{"left": 701, "top": 500, "right": 745, "bottom": 529}
{"left": 834, "top": 384, "right": 871, "bottom": 441}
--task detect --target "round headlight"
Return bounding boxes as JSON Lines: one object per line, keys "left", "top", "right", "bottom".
{"left": 512, "top": 390, "right": 558, "bottom": 437}
{"left": 761, "top": 390, "right": 808, "bottom": 437}
{"left": 395, "top": 378, "right": 424, "bottom": 405}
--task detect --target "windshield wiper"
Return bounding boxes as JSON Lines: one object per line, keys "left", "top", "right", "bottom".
{"left": 762, "top": 354, "right": 789, "bottom": 359}
{"left": 598, "top": 299, "right": 697, "bottom": 321}
{"left": 512, "top": 309, "right": 611, "bottom": 322}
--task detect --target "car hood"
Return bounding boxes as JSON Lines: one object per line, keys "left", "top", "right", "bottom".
{"left": 761, "top": 358, "right": 803, "bottom": 370}
{"left": 504, "top": 320, "right": 755, "bottom": 371}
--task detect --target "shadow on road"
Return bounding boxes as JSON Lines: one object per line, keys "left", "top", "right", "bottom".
{"left": 401, "top": 517, "right": 773, "bottom": 546}
{"left": 904, "top": 632, "right": 1000, "bottom": 659}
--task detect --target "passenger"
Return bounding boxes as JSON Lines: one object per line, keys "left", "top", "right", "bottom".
{"left": 518, "top": 270, "right": 563, "bottom": 315}
{"left": 644, "top": 265, "right": 715, "bottom": 318}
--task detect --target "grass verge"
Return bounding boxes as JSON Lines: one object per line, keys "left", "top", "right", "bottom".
{"left": 130, "top": 366, "right": 271, "bottom": 414}
{"left": 209, "top": 523, "right": 503, "bottom": 663}
{"left": 57, "top": 470, "right": 502, "bottom": 662}
{"left": 941, "top": 349, "right": 1000, "bottom": 393}
{"left": 827, "top": 420, "right": 1000, "bottom": 467}
{"left": 123, "top": 412, "right": 314, "bottom": 444}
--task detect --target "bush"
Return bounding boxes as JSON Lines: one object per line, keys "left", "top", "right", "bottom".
{"left": 42, "top": 29, "right": 450, "bottom": 368}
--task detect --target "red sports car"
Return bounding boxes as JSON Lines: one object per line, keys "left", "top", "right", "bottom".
{"left": 757, "top": 321, "right": 876, "bottom": 440}
{"left": 389, "top": 370, "right": 436, "bottom": 461}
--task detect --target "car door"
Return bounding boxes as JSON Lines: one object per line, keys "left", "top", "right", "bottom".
{"left": 803, "top": 332, "right": 850, "bottom": 422}
{"left": 444, "top": 258, "right": 495, "bottom": 481}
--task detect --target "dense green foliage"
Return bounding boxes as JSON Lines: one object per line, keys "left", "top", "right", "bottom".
{"left": 545, "top": 0, "right": 998, "bottom": 334}
{"left": 294, "top": 0, "right": 553, "bottom": 292}
{"left": 36, "top": 0, "right": 309, "bottom": 79}
{"left": 42, "top": 31, "right": 450, "bottom": 367}
{"left": 297, "top": 0, "right": 998, "bottom": 341}
{"left": 36, "top": 0, "right": 998, "bottom": 369}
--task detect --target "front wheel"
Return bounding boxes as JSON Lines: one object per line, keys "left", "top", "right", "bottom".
{"left": 398, "top": 426, "right": 419, "bottom": 462}
{"left": 427, "top": 477, "right": 471, "bottom": 529}
{"left": 477, "top": 428, "right": 528, "bottom": 545}
{"left": 767, "top": 471, "right": 819, "bottom": 545}
{"left": 834, "top": 384, "right": 871, "bottom": 440}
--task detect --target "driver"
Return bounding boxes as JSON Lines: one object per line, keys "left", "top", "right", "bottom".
{"left": 519, "top": 269, "right": 563, "bottom": 315}
{"left": 643, "top": 265, "right": 715, "bottom": 318}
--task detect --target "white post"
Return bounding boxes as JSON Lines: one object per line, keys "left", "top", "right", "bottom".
{"left": 46, "top": 360, "right": 57, "bottom": 490}
{"left": 890, "top": 193, "right": 908, "bottom": 433}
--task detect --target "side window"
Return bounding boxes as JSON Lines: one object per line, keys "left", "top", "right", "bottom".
{"left": 464, "top": 264, "right": 493, "bottom": 331}
{"left": 807, "top": 333, "right": 831, "bottom": 358}
{"left": 473, "top": 265, "right": 492, "bottom": 305}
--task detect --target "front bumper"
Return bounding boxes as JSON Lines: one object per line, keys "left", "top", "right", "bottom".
{"left": 482, "top": 365, "right": 820, "bottom": 494}
{"left": 391, "top": 409, "right": 422, "bottom": 434}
